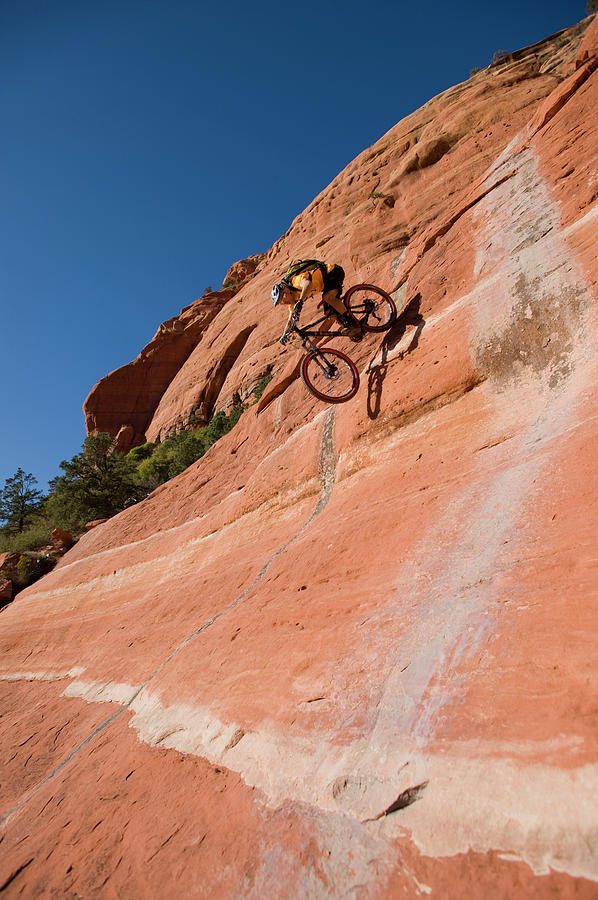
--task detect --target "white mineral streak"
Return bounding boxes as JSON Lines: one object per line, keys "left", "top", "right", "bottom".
{"left": 125, "top": 688, "right": 598, "bottom": 881}
{"left": 390, "top": 755, "right": 598, "bottom": 880}
{"left": 16, "top": 667, "right": 590, "bottom": 882}
{"left": 0, "top": 666, "right": 85, "bottom": 682}
{"left": 63, "top": 678, "right": 140, "bottom": 705}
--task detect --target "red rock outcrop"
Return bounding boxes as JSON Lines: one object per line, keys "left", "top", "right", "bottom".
{"left": 1, "top": 16, "right": 597, "bottom": 898}
{"left": 222, "top": 252, "right": 265, "bottom": 288}
{"left": 83, "top": 287, "right": 238, "bottom": 451}
{"left": 49, "top": 528, "right": 74, "bottom": 551}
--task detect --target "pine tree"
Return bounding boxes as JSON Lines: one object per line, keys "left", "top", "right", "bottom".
{"left": 46, "top": 433, "right": 146, "bottom": 530}
{"left": 0, "top": 468, "right": 43, "bottom": 533}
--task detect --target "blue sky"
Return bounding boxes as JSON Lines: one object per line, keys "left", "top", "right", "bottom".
{"left": 0, "top": 0, "right": 586, "bottom": 491}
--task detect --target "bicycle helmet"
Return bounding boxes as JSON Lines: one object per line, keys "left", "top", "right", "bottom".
{"left": 271, "top": 282, "right": 287, "bottom": 306}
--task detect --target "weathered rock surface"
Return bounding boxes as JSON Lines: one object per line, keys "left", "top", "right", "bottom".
{"left": 84, "top": 518, "right": 108, "bottom": 531}
{"left": 1, "top": 16, "right": 598, "bottom": 898}
{"left": 222, "top": 252, "right": 265, "bottom": 289}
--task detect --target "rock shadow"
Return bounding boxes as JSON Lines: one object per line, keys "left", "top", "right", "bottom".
{"left": 366, "top": 293, "right": 425, "bottom": 420}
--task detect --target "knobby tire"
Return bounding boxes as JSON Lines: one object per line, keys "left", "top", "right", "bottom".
{"left": 344, "top": 283, "right": 396, "bottom": 331}
{"left": 301, "top": 348, "right": 359, "bottom": 403}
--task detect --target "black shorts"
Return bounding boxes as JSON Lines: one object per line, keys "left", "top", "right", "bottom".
{"left": 322, "top": 264, "right": 344, "bottom": 299}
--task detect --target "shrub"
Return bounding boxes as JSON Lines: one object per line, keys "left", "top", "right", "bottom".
{"left": 0, "top": 517, "right": 54, "bottom": 553}
{"left": 492, "top": 49, "right": 508, "bottom": 63}
{"left": 126, "top": 442, "right": 155, "bottom": 465}
{"left": 16, "top": 555, "right": 37, "bottom": 587}
{"left": 136, "top": 444, "right": 173, "bottom": 488}
{"left": 134, "top": 403, "right": 246, "bottom": 488}
{"left": 587, "top": 0, "right": 598, "bottom": 12}
{"left": 252, "top": 372, "right": 274, "bottom": 401}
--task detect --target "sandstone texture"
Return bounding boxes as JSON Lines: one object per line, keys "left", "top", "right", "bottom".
{"left": 1, "top": 17, "right": 598, "bottom": 898}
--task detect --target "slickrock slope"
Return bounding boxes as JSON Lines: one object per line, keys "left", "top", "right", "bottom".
{"left": 1, "top": 17, "right": 597, "bottom": 898}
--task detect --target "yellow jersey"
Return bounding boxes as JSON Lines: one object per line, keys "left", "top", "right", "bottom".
{"left": 287, "top": 262, "right": 336, "bottom": 307}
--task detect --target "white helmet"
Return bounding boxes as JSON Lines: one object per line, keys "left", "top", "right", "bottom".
{"left": 271, "top": 282, "right": 287, "bottom": 306}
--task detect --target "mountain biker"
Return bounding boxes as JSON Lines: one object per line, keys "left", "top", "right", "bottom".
{"left": 271, "top": 260, "right": 362, "bottom": 344}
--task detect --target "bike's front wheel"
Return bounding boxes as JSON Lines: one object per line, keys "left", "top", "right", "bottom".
{"left": 301, "top": 348, "right": 359, "bottom": 403}
{"left": 344, "top": 283, "right": 396, "bottom": 331}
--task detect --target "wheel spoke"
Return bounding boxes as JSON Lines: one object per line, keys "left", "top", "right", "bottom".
{"left": 344, "top": 284, "right": 396, "bottom": 331}
{"left": 301, "top": 348, "right": 359, "bottom": 402}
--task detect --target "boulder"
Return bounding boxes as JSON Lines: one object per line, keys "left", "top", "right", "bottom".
{"left": 85, "top": 518, "right": 108, "bottom": 531}
{"left": 222, "top": 253, "right": 265, "bottom": 289}
{"left": 0, "top": 551, "right": 54, "bottom": 593}
{"left": 0, "top": 551, "right": 22, "bottom": 582}
{"left": 114, "top": 424, "right": 147, "bottom": 454}
{"left": 50, "top": 528, "right": 75, "bottom": 551}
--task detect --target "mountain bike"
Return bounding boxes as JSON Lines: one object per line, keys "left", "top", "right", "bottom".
{"left": 280, "top": 284, "right": 396, "bottom": 403}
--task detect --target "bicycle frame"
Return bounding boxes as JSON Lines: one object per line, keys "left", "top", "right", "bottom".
{"left": 294, "top": 314, "right": 342, "bottom": 348}
{"left": 286, "top": 310, "right": 345, "bottom": 377}
{"left": 285, "top": 289, "right": 383, "bottom": 349}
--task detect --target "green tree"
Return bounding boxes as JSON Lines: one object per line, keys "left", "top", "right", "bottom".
{"left": 46, "top": 433, "right": 147, "bottom": 531}
{"left": 587, "top": 1, "right": 598, "bottom": 13}
{"left": 126, "top": 442, "right": 155, "bottom": 466}
{"left": 136, "top": 442, "right": 175, "bottom": 487}
{"left": 0, "top": 468, "right": 43, "bottom": 533}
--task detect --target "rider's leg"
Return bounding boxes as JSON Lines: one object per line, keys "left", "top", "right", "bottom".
{"left": 318, "top": 311, "right": 337, "bottom": 331}
{"left": 314, "top": 310, "right": 338, "bottom": 347}
{"left": 321, "top": 264, "right": 346, "bottom": 315}
{"left": 322, "top": 267, "right": 362, "bottom": 341}
{"left": 321, "top": 289, "right": 346, "bottom": 317}
{"left": 322, "top": 289, "right": 363, "bottom": 341}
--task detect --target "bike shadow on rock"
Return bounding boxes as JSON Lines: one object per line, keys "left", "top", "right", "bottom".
{"left": 366, "top": 293, "right": 425, "bottom": 420}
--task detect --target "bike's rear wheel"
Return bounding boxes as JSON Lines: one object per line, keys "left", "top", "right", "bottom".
{"left": 344, "top": 284, "right": 396, "bottom": 331}
{"left": 301, "top": 348, "right": 359, "bottom": 403}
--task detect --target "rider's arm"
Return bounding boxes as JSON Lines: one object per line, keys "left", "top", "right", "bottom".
{"left": 298, "top": 275, "right": 311, "bottom": 303}
{"left": 287, "top": 278, "right": 310, "bottom": 324}
{"left": 280, "top": 299, "right": 303, "bottom": 344}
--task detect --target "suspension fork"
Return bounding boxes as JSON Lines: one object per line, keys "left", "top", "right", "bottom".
{"left": 298, "top": 332, "right": 338, "bottom": 378}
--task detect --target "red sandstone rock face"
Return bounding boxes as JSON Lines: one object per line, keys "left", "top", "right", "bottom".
{"left": 222, "top": 252, "right": 265, "bottom": 288}
{"left": 2, "top": 17, "right": 598, "bottom": 898}
{"left": 83, "top": 287, "right": 237, "bottom": 450}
